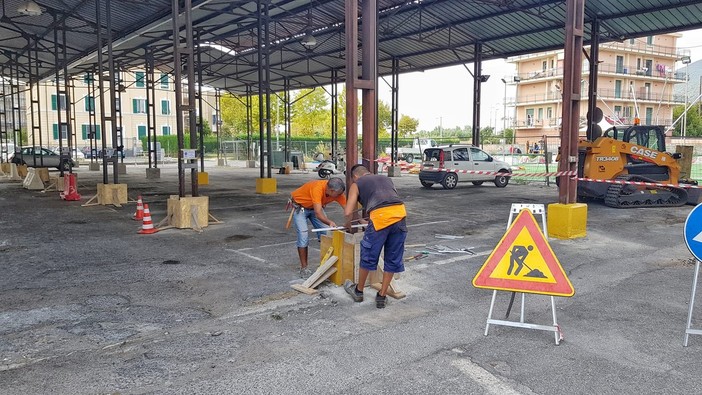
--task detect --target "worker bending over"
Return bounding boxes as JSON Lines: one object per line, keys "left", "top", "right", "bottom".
{"left": 290, "top": 178, "right": 346, "bottom": 278}
{"left": 343, "top": 165, "right": 407, "bottom": 308}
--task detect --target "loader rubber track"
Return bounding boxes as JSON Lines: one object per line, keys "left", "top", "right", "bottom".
{"left": 604, "top": 175, "right": 688, "bottom": 208}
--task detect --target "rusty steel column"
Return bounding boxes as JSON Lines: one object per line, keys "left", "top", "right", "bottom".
{"left": 559, "top": 0, "right": 585, "bottom": 204}
{"left": 345, "top": 0, "right": 359, "bottom": 184}
{"left": 360, "top": 0, "right": 377, "bottom": 173}
{"left": 472, "top": 42, "right": 483, "bottom": 146}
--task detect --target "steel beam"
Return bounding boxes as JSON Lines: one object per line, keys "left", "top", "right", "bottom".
{"left": 559, "top": 0, "right": 585, "bottom": 204}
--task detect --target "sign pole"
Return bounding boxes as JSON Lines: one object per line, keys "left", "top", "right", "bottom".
{"left": 684, "top": 260, "right": 702, "bottom": 346}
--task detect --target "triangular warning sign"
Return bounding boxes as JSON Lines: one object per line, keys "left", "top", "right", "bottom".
{"left": 472, "top": 209, "right": 575, "bottom": 297}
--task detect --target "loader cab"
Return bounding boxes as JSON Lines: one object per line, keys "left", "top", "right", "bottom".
{"left": 603, "top": 125, "right": 666, "bottom": 152}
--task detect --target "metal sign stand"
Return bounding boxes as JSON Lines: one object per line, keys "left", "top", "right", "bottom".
{"left": 684, "top": 260, "right": 702, "bottom": 346}
{"left": 483, "top": 204, "right": 564, "bottom": 345}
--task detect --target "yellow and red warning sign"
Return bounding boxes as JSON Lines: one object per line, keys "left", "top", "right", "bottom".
{"left": 472, "top": 209, "right": 575, "bottom": 297}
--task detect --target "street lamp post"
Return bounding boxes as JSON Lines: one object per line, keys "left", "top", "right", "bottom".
{"left": 682, "top": 55, "right": 691, "bottom": 141}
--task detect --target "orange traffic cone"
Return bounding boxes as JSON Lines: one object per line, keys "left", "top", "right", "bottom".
{"left": 138, "top": 204, "right": 159, "bottom": 234}
{"left": 133, "top": 195, "right": 144, "bottom": 221}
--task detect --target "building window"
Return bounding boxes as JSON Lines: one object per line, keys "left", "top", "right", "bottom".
{"left": 84, "top": 73, "right": 94, "bottom": 85}
{"left": 538, "top": 108, "right": 543, "bottom": 121}
{"left": 547, "top": 107, "right": 553, "bottom": 120}
{"left": 645, "top": 108, "right": 653, "bottom": 125}
{"left": 542, "top": 61, "right": 547, "bottom": 71}
{"left": 132, "top": 98, "right": 147, "bottom": 114}
{"left": 526, "top": 109, "right": 534, "bottom": 126}
{"left": 616, "top": 56, "right": 624, "bottom": 73}
{"left": 162, "top": 125, "right": 171, "bottom": 136}
{"left": 160, "top": 73, "right": 169, "bottom": 89}
{"left": 138, "top": 125, "right": 147, "bottom": 139}
{"left": 629, "top": 38, "right": 635, "bottom": 45}
{"left": 52, "top": 124, "right": 68, "bottom": 139}
{"left": 135, "top": 71, "right": 145, "bottom": 88}
{"left": 161, "top": 99, "right": 171, "bottom": 115}
{"left": 84, "top": 95, "right": 95, "bottom": 112}
{"left": 614, "top": 80, "right": 622, "bottom": 98}
{"left": 51, "top": 94, "right": 67, "bottom": 111}
{"left": 81, "top": 124, "right": 101, "bottom": 140}
{"left": 646, "top": 36, "right": 653, "bottom": 45}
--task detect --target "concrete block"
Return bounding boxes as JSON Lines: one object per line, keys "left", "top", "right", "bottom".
{"left": 23, "top": 168, "right": 44, "bottom": 190}
{"left": 117, "top": 163, "right": 127, "bottom": 174}
{"left": 146, "top": 168, "right": 161, "bottom": 179}
{"left": 246, "top": 160, "right": 257, "bottom": 168}
{"left": 387, "top": 166, "right": 402, "bottom": 177}
{"left": 89, "top": 162, "right": 100, "bottom": 171}
{"left": 217, "top": 158, "right": 226, "bottom": 167}
{"left": 547, "top": 203, "right": 587, "bottom": 239}
{"left": 167, "top": 195, "right": 209, "bottom": 229}
{"left": 256, "top": 178, "right": 277, "bottom": 194}
{"left": 35, "top": 168, "right": 50, "bottom": 183}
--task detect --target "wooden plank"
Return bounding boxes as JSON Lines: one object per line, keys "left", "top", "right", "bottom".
{"left": 329, "top": 230, "right": 345, "bottom": 285}
{"left": 302, "top": 256, "right": 338, "bottom": 288}
{"left": 310, "top": 267, "right": 337, "bottom": 288}
{"left": 291, "top": 284, "right": 319, "bottom": 295}
{"left": 320, "top": 246, "right": 334, "bottom": 268}
{"left": 291, "top": 267, "right": 337, "bottom": 295}
{"left": 370, "top": 282, "right": 406, "bottom": 299}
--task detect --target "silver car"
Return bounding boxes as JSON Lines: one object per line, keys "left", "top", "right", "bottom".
{"left": 418, "top": 144, "right": 512, "bottom": 189}
{"left": 10, "top": 147, "right": 75, "bottom": 170}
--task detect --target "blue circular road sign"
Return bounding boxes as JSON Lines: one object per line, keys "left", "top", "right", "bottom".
{"left": 684, "top": 203, "right": 702, "bottom": 262}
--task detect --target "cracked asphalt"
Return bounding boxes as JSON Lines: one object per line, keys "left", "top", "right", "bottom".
{"left": 1, "top": 161, "right": 701, "bottom": 394}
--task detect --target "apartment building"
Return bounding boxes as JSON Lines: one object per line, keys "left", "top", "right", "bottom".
{"left": 506, "top": 33, "right": 688, "bottom": 147}
{"left": 30, "top": 70, "right": 217, "bottom": 154}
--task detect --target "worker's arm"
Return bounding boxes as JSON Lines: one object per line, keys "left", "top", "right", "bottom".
{"left": 344, "top": 183, "right": 359, "bottom": 228}
{"left": 313, "top": 202, "right": 336, "bottom": 228}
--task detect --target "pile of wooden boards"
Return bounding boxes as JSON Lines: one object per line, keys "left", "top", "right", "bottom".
{"left": 291, "top": 247, "right": 338, "bottom": 295}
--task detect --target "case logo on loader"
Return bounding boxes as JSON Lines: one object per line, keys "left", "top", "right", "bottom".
{"left": 630, "top": 146, "right": 658, "bottom": 159}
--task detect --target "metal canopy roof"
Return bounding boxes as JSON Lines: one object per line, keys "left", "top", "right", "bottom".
{"left": 2, "top": 0, "right": 702, "bottom": 94}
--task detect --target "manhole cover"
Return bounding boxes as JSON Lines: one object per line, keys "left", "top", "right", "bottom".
{"left": 162, "top": 260, "right": 180, "bottom": 265}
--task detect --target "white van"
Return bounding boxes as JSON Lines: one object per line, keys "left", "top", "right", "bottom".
{"left": 418, "top": 144, "right": 512, "bottom": 189}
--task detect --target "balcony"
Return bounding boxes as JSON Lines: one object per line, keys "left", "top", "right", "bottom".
{"left": 513, "top": 92, "right": 563, "bottom": 105}
{"left": 597, "top": 88, "right": 685, "bottom": 104}
{"left": 508, "top": 63, "right": 686, "bottom": 84}
{"left": 600, "top": 41, "right": 690, "bottom": 60}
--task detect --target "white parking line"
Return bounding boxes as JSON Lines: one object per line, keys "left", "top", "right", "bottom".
{"left": 225, "top": 249, "right": 266, "bottom": 262}
{"left": 413, "top": 250, "right": 489, "bottom": 270}
{"left": 451, "top": 359, "right": 523, "bottom": 395}
{"left": 406, "top": 220, "right": 451, "bottom": 228}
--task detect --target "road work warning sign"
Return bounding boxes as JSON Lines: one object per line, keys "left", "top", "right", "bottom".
{"left": 472, "top": 209, "right": 574, "bottom": 297}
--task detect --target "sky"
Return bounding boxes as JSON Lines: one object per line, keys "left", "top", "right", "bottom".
{"left": 377, "top": 28, "right": 702, "bottom": 133}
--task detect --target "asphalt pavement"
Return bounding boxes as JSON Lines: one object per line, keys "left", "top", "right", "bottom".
{"left": 1, "top": 161, "right": 701, "bottom": 394}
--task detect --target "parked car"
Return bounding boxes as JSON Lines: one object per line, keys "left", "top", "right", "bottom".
{"left": 81, "top": 146, "right": 123, "bottom": 159}
{"left": 418, "top": 144, "right": 512, "bottom": 189}
{"left": 10, "top": 147, "right": 75, "bottom": 170}
{"left": 51, "top": 147, "right": 85, "bottom": 160}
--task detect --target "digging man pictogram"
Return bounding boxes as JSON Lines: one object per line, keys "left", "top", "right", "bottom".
{"left": 507, "top": 245, "right": 547, "bottom": 278}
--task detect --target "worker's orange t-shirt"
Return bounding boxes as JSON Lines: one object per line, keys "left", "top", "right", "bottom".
{"left": 291, "top": 180, "right": 347, "bottom": 209}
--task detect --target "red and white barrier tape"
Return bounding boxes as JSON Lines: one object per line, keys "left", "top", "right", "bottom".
{"left": 421, "top": 167, "right": 701, "bottom": 189}
{"left": 577, "top": 177, "right": 702, "bottom": 189}
{"left": 421, "top": 167, "right": 576, "bottom": 178}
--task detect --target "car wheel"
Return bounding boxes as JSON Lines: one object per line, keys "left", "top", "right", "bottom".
{"left": 441, "top": 173, "right": 458, "bottom": 190}
{"left": 420, "top": 180, "right": 434, "bottom": 188}
{"left": 494, "top": 174, "right": 510, "bottom": 188}
{"left": 405, "top": 154, "right": 414, "bottom": 163}
{"left": 318, "top": 168, "right": 332, "bottom": 178}
{"left": 471, "top": 181, "right": 484, "bottom": 186}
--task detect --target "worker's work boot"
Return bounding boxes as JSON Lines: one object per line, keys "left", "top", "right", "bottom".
{"left": 344, "top": 280, "right": 363, "bottom": 302}
{"left": 375, "top": 292, "right": 387, "bottom": 309}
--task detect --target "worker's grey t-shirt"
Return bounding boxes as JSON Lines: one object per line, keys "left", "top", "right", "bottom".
{"left": 356, "top": 174, "right": 403, "bottom": 213}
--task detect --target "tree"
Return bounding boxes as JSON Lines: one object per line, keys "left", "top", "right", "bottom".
{"left": 377, "top": 100, "right": 392, "bottom": 138}
{"left": 291, "top": 88, "right": 330, "bottom": 138}
{"left": 672, "top": 105, "right": 702, "bottom": 137}
{"left": 220, "top": 93, "right": 259, "bottom": 138}
{"left": 398, "top": 115, "right": 419, "bottom": 137}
